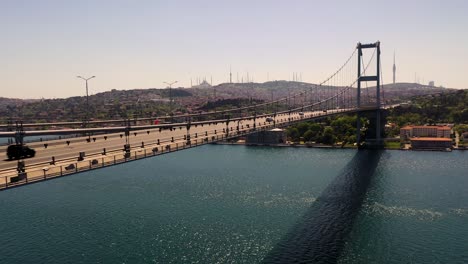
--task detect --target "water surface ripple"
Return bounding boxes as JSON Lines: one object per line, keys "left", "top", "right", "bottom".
{"left": 1, "top": 146, "right": 467, "bottom": 263}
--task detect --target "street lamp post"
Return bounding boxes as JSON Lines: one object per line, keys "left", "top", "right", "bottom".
{"left": 163, "top": 81, "right": 178, "bottom": 113}
{"left": 77, "top": 76, "right": 96, "bottom": 125}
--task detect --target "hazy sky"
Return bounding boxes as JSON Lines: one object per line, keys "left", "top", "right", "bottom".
{"left": 2, "top": 0, "right": 467, "bottom": 99}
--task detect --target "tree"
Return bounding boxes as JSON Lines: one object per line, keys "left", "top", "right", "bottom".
{"left": 303, "top": 130, "right": 316, "bottom": 142}
{"left": 330, "top": 116, "right": 355, "bottom": 141}
{"left": 309, "top": 123, "right": 322, "bottom": 137}
{"left": 321, "top": 127, "right": 336, "bottom": 145}
{"left": 287, "top": 127, "right": 300, "bottom": 142}
{"left": 297, "top": 123, "right": 310, "bottom": 136}
{"left": 454, "top": 124, "right": 468, "bottom": 134}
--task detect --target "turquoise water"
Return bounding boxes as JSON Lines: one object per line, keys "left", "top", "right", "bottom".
{"left": 339, "top": 150, "right": 468, "bottom": 264}
{"left": 0, "top": 146, "right": 467, "bottom": 263}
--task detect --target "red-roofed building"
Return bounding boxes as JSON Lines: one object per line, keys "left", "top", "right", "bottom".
{"left": 400, "top": 125, "right": 451, "bottom": 140}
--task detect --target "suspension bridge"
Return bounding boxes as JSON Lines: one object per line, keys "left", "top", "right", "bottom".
{"left": 0, "top": 42, "right": 387, "bottom": 190}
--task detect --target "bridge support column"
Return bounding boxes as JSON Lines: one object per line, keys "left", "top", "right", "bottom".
{"left": 186, "top": 119, "right": 191, "bottom": 145}
{"left": 12, "top": 121, "right": 28, "bottom": 175}
{"left": 124, "top": 119, "right": 131, "bottom": 158}
{"left": 225, "top": 117, "right": 230, "bottom": 138}
{"left": 356, "top": 41, "right": 384, "bottom": 149}
{"left": 375, "top": 43, "right": 382, "bottom": 145}
{"left": 273, "top": 112, "right": 277, "bottom": 128}
{"left": 356, "top": 44, "right": 362, "bottom": 145}
{"left": 253, "top": 113, "right": 257, "bottom": 130}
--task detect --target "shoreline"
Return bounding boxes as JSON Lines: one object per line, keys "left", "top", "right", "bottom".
{"left": 213, "top": 141, "right": 465, "bottom": 152}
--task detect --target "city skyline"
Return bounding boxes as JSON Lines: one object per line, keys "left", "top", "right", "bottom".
{"left": 2, "top": 0, "right": 468, "bottom": 99}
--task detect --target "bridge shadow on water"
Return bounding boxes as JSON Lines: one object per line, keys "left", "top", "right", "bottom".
{"left": 262, "top": 149, "right": 383, "bottom": 264}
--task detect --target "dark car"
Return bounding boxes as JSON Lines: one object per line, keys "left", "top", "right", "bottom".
{"left": 6, "top": 145, "right": 36, "bottom": 160}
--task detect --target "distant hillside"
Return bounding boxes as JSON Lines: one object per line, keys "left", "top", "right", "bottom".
{"left": 0, "top": 82, "right": 458, "bottom": 123}
{"left": 198, "top": 98, "right": 264, "bottom": 111}
{"left": 190, "top": 81, "right": 312, "bottom": 101}
{"left": 0, "top": 97, "right": 38, "bottom": 107}
{"left": 381, "top": 83, "right": 453, "bottom": 103}
{"left": 0, "top": 88, "right": 192, "bottom": 123}
{"left": 190, "top": 81, "right": 456, "bottom": 103}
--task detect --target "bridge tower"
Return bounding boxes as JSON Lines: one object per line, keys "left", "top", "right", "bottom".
{"left": 356, "top": 41, "right": 384, "bottom": 149}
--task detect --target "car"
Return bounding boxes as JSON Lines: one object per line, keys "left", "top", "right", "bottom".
{"left": 6, "top": 145, "right": 36, "bottom": 160}
{"left": 299, "top": 112, "right": 304, "bottom": 116}
{"left": 266, "top": 117, "right": 274, "bottom": 122}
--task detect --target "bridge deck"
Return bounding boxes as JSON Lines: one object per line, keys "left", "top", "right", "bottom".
{"left": 0, "top": 108, "right": 363, "bottom": 190}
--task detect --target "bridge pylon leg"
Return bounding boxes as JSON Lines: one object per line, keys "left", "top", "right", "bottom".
{"left": 356, "top": 41, "right": 384, "bottom": 149}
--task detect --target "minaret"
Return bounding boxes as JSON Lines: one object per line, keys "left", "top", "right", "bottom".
{"left": 229, "top": 65, "right": 232, "bottom": 83}
{"left": 393, "top": 52, "right": 396, "bottom": 84}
